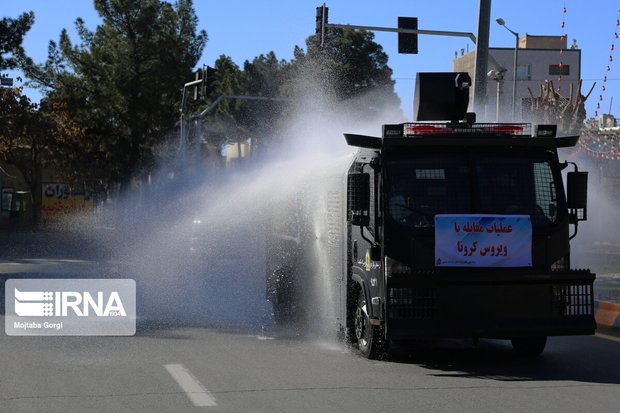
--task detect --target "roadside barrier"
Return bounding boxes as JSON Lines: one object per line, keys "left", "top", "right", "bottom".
{"left": 595, "top": 300, "right": 620, "bottom": 331}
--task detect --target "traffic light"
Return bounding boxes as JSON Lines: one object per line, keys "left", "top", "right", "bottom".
{"left": 398, "top": 17, "right": 418, "bottom": 54}
{"left": 202, "top": 66, "right": 217, "bottom": 96}
{"left": 315, "top": 4, "right": 329, "bottom": 47}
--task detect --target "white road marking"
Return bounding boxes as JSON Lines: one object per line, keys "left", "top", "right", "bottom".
{"left": 164, "top": 363, "right": 217, "bottom": 407}
{"left": 250, "top": 334, "right": 274, "bottom": 340}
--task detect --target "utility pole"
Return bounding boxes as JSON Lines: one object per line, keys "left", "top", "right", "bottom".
{"left": 473, "top": 0, "right": 491, "bottom": 119}
{"left": 316, "top": 4, "right": 328, "bottom": 47}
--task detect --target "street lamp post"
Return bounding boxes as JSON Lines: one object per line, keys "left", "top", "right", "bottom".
{"left": 496, "top": 18, "right": 519, "bottom": 121}
{"left": 487, "top": 70, "right": 505, "bottom": 122}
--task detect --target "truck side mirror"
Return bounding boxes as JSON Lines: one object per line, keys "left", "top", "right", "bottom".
{"left": 567, "top": 171, "right": 588, "bottom": 222}
{"left": 348, "top": 173, "right": 370, "bottom": 227}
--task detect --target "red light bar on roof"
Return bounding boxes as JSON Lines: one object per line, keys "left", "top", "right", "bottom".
{"left": 402, "top": 122, "right": 532, "bottom": 137}
{"left": 404, "top": 124, "right": 447, "bottom": 135}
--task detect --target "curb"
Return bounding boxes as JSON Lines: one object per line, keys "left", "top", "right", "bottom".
{"left": 595, "top": 300, "right": 620, "bottom": 331}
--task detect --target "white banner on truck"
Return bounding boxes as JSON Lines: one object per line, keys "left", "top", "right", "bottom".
{"left": 435, "top": 214, "right": 532, "bottom": 267}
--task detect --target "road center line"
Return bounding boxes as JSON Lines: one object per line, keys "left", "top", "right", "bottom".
{"left": 164, "top": 363, "right": 217, "bottom": 407}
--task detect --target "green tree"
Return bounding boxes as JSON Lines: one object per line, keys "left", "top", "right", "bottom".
{"left": 242, "top": 52, "right": 290, "bottom": 98}
{"left": 289, "top": 27, "right": 401, "bottom": 117}
{"left": 0, "top": 87, "right": 83, "bottom": 224}
{"left": 237, "top": 52, "right": 292, "bottom": 143}
{"left": 196, "top": 55, "right": 244, "bottom": 150}
{"left": 198, "top": 29, "right": 400, "bottom": 152}
{"left": 0, "top": 12, "right": 34, "bottom": 70}
{"left": 199, "top": 52, "right": 292, "bottom": 151}
{"left": 1, "top": 11, "right": 89, "bottom": 225}
{"left": 23, "top": 0, "right": 207, "bottom": 192}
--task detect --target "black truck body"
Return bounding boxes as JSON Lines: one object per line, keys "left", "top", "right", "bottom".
{"left": 266, "top": 72, "right": 595, "bottom": 358}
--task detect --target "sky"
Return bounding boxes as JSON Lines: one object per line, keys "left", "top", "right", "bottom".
{"left": 2, "top": 0, "right": 619, "bottom": 120}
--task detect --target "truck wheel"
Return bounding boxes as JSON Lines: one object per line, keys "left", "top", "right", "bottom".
{"left": 354, "top": 295, "right": 385, "bottom": 359}
{"left": 511, "top": 336, "right": 547, "bottom": 356}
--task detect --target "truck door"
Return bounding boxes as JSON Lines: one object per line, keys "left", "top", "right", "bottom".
{"left": 349, "top": 162, "right": 382, "bottom": 319}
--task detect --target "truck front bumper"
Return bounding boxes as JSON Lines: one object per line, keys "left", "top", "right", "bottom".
{"left": 385, "top": 269, "right": 596, "bottom": 340}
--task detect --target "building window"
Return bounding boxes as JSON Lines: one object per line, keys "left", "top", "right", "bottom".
{"left": 516, "top": 65, "right": 531, "bottom": 81}
{"left": 549, "top": 64, "right": 570, "bottom": 76}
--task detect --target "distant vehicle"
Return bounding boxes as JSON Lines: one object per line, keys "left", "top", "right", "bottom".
{"left": 267, "top": 72, "right": 596, "bottom": 358}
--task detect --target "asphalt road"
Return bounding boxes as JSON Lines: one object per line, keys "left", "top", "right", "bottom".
{"left": 1, "top": 318, "right": 620, "bottom": 413}
{"left": 1, "top": 236, "right": 619, "bottom": 412}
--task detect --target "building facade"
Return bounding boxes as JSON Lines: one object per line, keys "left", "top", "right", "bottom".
{"left": 454, "top": 35, "right": 581, "bottom": 122}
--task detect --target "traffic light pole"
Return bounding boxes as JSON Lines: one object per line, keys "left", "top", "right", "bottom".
{"left": 326, "top": 23, "right": 477, "bottom": 43}
{"left": 180, "top": 78, "right": 203, "bottom": 151}
{"left": 196, "top": 95, "right": 292, "bottom": 119}
{"left": 179, "top": 57, "right": 293, "bottom": 154}
{"left": 323, "top": 22, "right": 499, "bottom": 118}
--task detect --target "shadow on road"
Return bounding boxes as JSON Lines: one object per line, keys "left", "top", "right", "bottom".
{"left": 387, "top": 336, "right": 620, "bottom": 385}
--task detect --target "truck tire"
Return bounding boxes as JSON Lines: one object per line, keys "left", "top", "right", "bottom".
{"left": 354, "top": 295, "right": 385, "bottom": 359}
{"left": 511, "top": 336, "right": 547, "bottom": 356}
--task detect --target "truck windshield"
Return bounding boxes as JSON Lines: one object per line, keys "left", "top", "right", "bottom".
{"left": 386, "top": 152, "right": 559, "bottom": 229}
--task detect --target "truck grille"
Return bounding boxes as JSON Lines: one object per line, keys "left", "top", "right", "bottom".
{"left": 388, "top": 287, "right": 435, "bottom": 319}
{"left": 552, "top": 284, "right": 594, "bottom": 316}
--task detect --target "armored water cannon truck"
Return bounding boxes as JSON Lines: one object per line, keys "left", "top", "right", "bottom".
{"left": 267, "top": 72, "right": 595, "bottom": 359}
